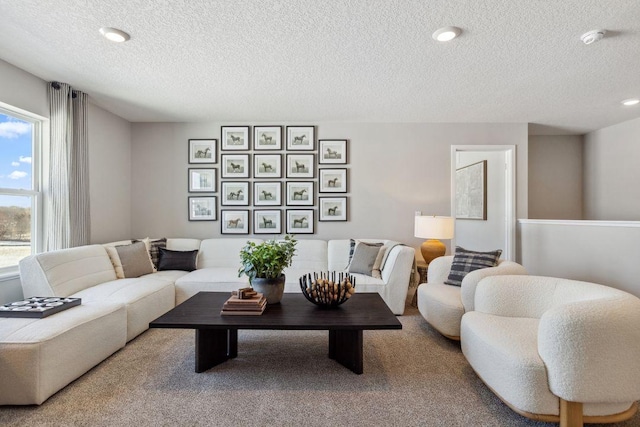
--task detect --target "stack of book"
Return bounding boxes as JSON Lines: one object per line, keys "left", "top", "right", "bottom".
{"left": 220, "top": 291, "right": 266, "bottom": 316}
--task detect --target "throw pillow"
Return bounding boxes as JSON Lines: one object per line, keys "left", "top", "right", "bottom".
{"left": 348, "top": 242, "right": 383, "bottom": 275}
{"left": 444, "top": 246, "right": 502, "bottom": 287}
{"left": 115, "top": 241, "right": 154, "bottom": 278}
{"left": 134, "top": 237, "right": 167, "bottom": 270}
{"left": 157, "top": 247, "right": 198, "bottom": 272}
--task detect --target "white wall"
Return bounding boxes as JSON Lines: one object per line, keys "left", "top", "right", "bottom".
{"left": 131, "top": 122, "right": 528, "bottom": 258}
{"left": 584, "top": 117, "right": 640, "bottom": 220}
{"left": 528, "top": 135, "right": 583, "bottom": 219}
{"left": 88, "top": 102, "right": 132, "bottom": 243}
{"left": 455, "top": 151, "right": 506, "bottom": 253}
{"left": 519, "top": 220, "right": 640, "bottom": 298}
{"left": 0, "top": 59, "right": 48, "bottom": 117}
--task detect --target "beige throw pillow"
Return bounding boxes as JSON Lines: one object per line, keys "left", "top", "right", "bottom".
{"left": 115, "top": 241, "right": 154, "bottom": 278}
{"left": 348, "top": 242, "right": 383, "bottom": 275}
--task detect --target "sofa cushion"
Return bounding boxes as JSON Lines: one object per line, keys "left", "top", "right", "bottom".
{"left": 445, "top": 246, "right": 502, "bottom": 286}
{"left": 70, "top": 277, "right": 175, "bottom": 342}
{"left": 158, "top": 247, "right": 198, "bottom": 271}
{"left": 115, "top": 241, "right": 154, "bottom": 278}
{"left": 174, "top": 267, "right": 250, "bottom": 305}
{"left": 197, "top": 238, "right": 262, "bottom": 268}
{"left": 461, "top": 312, "right": 558, "bottom": 415}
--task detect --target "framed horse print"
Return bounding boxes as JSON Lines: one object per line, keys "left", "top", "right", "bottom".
{"left": 221, "top": 210, "right": 249, "bottom": 234}
{"left": 286, "top": 181, "right": 314, "bottom": 206}
{"left": 189, "top": 139, "right": 217, "bottom": 164}
{"left": 319, "top": 168, "right": 347, "bottom": 193}
{"left": 286, "top": 209, "right": 314, "bottom": 234}
{"left": 286, "top": 154, "right": 314, "bottom": 178}
{"left": 221, "top": 181, "right": 249, "bottom": 206}
{"left": 254, "top": 210, "right": 282, "bottom": 234}
{"left": 221, "top": 126, "right": 250, "bottom": 151}
{"left": 254, "top": 126, "right": 282, "bottom": 150}
{"left": 286, "top": 126, "right": 315, "bottom": 150}
{"left": 221, "top": 154, "right": 250, "bottom": 178}
{"left": 254, "top": 181, "right": 282, "bottom": 206}
{"left": 319, "top": 197, "right": 347, "bottom": 221}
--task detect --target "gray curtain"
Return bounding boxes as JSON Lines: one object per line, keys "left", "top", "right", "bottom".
{"left": 46, "top": 82, "right": 90, "bottom": 250}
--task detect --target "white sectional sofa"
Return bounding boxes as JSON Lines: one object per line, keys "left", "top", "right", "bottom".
{"left": 1, "top": 237, "right": 414, "bottom": 405}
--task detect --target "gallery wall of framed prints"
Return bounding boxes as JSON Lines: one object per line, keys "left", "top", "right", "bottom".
{"left": 186, "top": 126, "right": 350, "bottom": 233}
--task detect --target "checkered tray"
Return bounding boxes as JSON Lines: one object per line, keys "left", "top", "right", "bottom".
{"left": 0, "top": 297, "right": 81, "bottom": 318}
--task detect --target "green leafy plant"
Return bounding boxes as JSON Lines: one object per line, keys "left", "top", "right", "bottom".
{"left": 238, "top": 235, "right": 297, "bottom": 282}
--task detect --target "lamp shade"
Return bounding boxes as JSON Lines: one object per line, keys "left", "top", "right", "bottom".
{"left": 414, "top": 216, "right": 455, "bottom": 240}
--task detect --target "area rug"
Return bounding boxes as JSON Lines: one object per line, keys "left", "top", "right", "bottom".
{"left": 0, "top": 307, "right": 637, "bottom": 426}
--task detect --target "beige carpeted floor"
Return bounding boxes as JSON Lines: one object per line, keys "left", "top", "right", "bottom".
{"left": 1, "top": 306, "right": 638, "bottom": 427}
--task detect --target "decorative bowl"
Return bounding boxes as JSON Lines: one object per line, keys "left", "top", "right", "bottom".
{"left": 299, "top": 272, "right": 356, "bottom": 308}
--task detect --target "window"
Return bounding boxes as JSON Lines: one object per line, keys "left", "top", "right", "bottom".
{"left": 0, "top": 105, "right": 43, "bottom": 272}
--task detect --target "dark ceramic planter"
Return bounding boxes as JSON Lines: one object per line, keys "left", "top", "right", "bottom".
{"left": 251, "top": 275, "right": 285, "bottom": 304}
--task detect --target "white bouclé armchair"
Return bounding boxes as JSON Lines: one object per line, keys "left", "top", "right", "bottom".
{"left": 416, "top": 255, "right": 527, "bottom": 339}
{"left": 461, "top": 275, "right": 640, "bottom": 426}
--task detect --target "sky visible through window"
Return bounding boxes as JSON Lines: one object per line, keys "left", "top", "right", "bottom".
{"left": 0, "top": 113, "right": 32, "bottom": 207}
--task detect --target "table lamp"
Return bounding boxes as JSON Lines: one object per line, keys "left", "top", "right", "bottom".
{"left": 414, "top": 216, "right": 455, "bottom": 264}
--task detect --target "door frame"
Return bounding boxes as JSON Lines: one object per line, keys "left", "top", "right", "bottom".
{"left": 450, "top": 145, "right": 516, "bottom": 261}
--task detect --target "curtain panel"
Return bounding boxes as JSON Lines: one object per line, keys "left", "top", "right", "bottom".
{"left": 46, "top": 82, "right": 90, "bottom": 250}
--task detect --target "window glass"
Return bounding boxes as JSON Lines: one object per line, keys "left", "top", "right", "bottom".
{"left": 0, "top": 113, "right": 33, "bottom": 190}
{"left": 0, "top": 195, "right": 32, "bottom": 268}
{"left": 0, "top": 108, "right": 40, "bottom": 271}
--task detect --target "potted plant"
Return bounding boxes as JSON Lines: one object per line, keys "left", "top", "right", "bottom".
{"left": 238, "top": 235, "right": 297, "bottom": 304}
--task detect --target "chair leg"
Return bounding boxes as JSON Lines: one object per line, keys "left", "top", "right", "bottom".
{"left": 560, "top": 399, "right": 583, "bottom": 427}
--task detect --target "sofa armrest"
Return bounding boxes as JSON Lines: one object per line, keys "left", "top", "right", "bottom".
{"left": 460, "top": 261, "right": 527, "bottom": 312}
{"left": 426, "top": 255, "right": 453, "bottom": 284}
{"left": 538, "top": 296, "right": 640, "bottom": 403}
{"left": 380, "top": 245, "right": 415, "bottom": 315}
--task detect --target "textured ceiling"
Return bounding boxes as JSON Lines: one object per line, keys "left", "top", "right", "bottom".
{"left": 1, "top": 0, "right": 639, "bottom": 134}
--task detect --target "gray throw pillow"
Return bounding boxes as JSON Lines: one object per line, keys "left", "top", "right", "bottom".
{"left": 348, "top": 242, "right": 383, "bottom": 275}
{"left": 115, "top": 241, "right": 154, "bottom": 278}
{"left": 444, "top": 246, "right": 502, "bottom": 286}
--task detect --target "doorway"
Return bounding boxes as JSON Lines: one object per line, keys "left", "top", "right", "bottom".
{"left": 450, "top": 145, "right": 516, "bottom": 261}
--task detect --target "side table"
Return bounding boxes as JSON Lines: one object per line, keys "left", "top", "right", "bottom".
{"left": 412, "top": 261, "right": 428, "bottom": 307}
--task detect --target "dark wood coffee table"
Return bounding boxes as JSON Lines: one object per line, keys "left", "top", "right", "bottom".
{"left": 149, "top": 292, "right": 402, "bottom": 374}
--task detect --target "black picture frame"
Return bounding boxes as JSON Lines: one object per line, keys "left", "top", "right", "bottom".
{"left": 286, "top": 209, "right": 315, "bottom": 234}
{"left": 253, "top": 209, "right": 282, "bottom": 234}
{"left": 221, "top": 126, "right": 250, "bottom": 151}
{"left": 188, "top": 139, "right": 217, "bottom": 164}
{"left": 220, "top": 210, "right": 250, "bottom": 234}
{"left": 188, "top": 196, "right": 217, "bottom": 221}
{"left": 286, "top": 126, "right": 315, "bottom": 151}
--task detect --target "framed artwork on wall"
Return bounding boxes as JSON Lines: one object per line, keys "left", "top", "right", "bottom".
{"left": 319, "top": 139, "right": 347, "bottom": 164}
{"left": 221, "top": 210, "right": 249, "bottom": 234}
{"left": 254, "top": 126, "right": 282, "bottom": 150}
{"left": 286, "top": 209, "right": 314, "bottom": 234}
{"left": 319, "top": 197, "right": 347, "bottom": 221}
{"left": 319, "top": 168, "right": 347, "bottom": 193}
{"left": 254, "top": 210, "right": 282, "bottom": 234}
{"left": 254, "top": 154, "right": 282, "bottom": 179}
{"left": 286, "top": 154, "right": 314, "bottom": 178}
{"left": 221, "top": 154, "right": 250, "bottom": 178}
{"left": 189, "top": 139, "right": 217, "bottom": 164}
{"left": 286, "top": 126, "right": 315, "bottom": 150}
{"left": 188, "top": 196, "right": 217, "bottom": 221}
{"left": 254, "top": 181, "right": 281, "bottom": 206}
{"left": 286, "top": 181, "right": 314, "bottom": 206}
{"left": 221, "top": 181, "right": 250, "bottom": 206}
{"left": 188, "top": 168, "right": 216, "bottom": 192}
{"left": 221, "top": 126, "right": 250, "bottom": 151}
{"left": 455, "top": 160, "right": 487, "bottom": 220}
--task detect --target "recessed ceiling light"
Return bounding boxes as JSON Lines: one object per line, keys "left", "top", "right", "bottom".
{"left": 621, "top": 98, "right": 640, "bottom": 106}
{"left": 99, "top": 27, "right": 130, "bottom": 43}
{"left": 432, "top": 26, "right": 462, "bottom": 42}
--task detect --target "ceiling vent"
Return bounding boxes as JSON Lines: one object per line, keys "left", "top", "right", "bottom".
{"left": 581, "top": 30, "right": 606, "bottom": 45}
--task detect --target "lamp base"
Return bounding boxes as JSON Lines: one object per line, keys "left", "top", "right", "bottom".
{"left": 421, "top": 239, "right": 446, "bottom": 265}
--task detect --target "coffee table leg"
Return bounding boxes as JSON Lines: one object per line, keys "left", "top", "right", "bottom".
{"left": 228, "top": 328, "right": 238, "bottom": 358}
{"left": 195, "top": 329, "right": 229, "bottom": 373}
{"left": 328, "top": 329, "right": 363, "bottom": 374}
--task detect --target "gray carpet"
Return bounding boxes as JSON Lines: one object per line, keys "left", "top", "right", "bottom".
{"left": 1, "top": 306, "right": 638, "bottom": 426}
